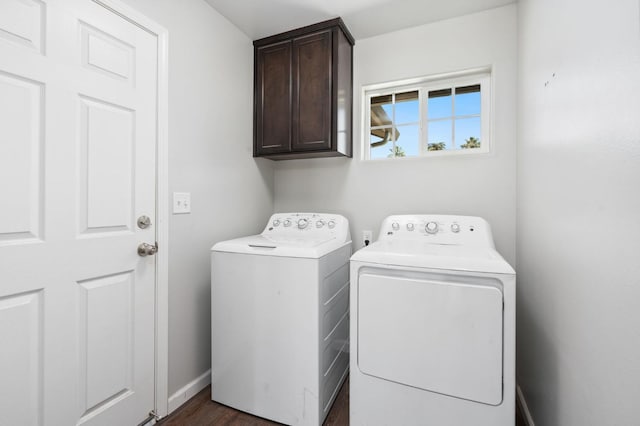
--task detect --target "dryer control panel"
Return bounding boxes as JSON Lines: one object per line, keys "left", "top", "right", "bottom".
{"left": 262, "top": 213, "right": 351, "bottom": 244}
{"left": 377, "top": 215, "right": 495, "bottom": 248}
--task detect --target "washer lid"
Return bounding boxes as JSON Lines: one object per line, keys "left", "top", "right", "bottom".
{"left": 351, "top": 240, "right": 514, "bottom": 275}
{"left": 211, "top": 234, "right": 347, "bottom": 259}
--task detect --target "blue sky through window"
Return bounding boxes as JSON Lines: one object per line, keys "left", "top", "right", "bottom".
{"left": 395, "top": 98, "right": 419, "bottom": 122}
{"left": 370, "top": 86, "right": 481, "bottom": 159}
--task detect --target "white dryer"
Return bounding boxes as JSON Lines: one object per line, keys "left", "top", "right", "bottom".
{"left": 211, "top": 213, "right": 351, "bottom": 426}
{"left": 350, "top": 215, "right": 515, "bottom": 426}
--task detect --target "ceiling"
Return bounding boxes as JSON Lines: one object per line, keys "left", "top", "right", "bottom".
{"left": 204, "top": 0, "right": 515, "bottom": 41}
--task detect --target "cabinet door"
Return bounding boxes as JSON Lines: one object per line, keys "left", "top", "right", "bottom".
{"left": 255, "top": 41, "right": 292, "bottom": 155}
{"left": 292, "top": 30, "right": 332, "bottom": 152}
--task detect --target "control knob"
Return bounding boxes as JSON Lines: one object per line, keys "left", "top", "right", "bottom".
{"left": 451, "top": 223, "right": 461, "bottom": 233}
{"left": 392, "top": 222, "right": 400, "bottom": 231}
{"left": 283, "top": 219, "right": 292, "bottom": 227}
{"left": 425, "top": 221, "right": 439, "bottom": 234}
{"left": 273, "top": 219, "right": 281, "bottom": 227}
{"left": 406, "top": 223, "right": 415, "bottom": 231}
{"left": 328, "top": 220, "right": 336, "bottom": 229}
{"left": 297, "top": 218, "right": 309, "bottom": 229}
{"left": 316, "top": 220, "right": 325, "bottom": 228}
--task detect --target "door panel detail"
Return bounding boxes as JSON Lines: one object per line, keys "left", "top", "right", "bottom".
{"left": 78, "top": 96, "right": 134, "bottom": 236}
{"left": 0, "top": 71, "right": 43, "bottom": 243}
{"left": 0, "top": 290, "right": 43, "bottom": 426}
{"left": 292, "top": 30, "right": 332, "bottom": 151}
{"left": 78, "top": 272, "right": 134, "bottom": 416}
{"left": 0, "top": 0, "right": 45, "bottom": 53}
{"left": 80, "top": 22, "right": 134, "bottom": 83}
{"left": 255, "top": 41, "right": 292, "bottom": 153}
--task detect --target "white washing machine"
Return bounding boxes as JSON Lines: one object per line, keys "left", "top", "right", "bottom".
{"left": 350, "top": 215, "right": 515, "bottom": 426}
{"left": 211, "top": 213, "right": 351, "bottom": 426}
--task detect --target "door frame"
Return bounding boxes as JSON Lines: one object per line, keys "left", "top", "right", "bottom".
{"left": 90, "top": 0, "right": 170, "bottom": 418}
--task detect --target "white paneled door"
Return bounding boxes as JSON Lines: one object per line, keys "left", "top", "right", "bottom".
{"left": 0, "top": 0, "right": 158, "bottom": 425}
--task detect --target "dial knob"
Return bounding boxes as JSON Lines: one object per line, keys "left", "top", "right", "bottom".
{"left": 328, "top": 220, "right": 336, "bottom": 229}
{"left": 297, "top": 218, "right": 309, "bottom": 229}
{"left": 392, "top": 222, "right": 400, "bottom": 231}
{"left": 425, "top": 221, "right": 439, "bottom": 234}
{"left": 283, "top": 219, "right": 292, "bottom": 227}
{"left": 316, "top": 220, "right": 325, "bottom": 228}
{"left": 273, "top": 219, "right": 281, "bottom": 227}
{"left": 451, "top": 223, "right": 461, "bottom": 233}
{"left": 406, "top": 223, "right": 415, "bottom": 231}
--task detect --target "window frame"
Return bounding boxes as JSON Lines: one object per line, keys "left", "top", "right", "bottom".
{"left": 362, "top": 68, "right": 492, "bottom": 160}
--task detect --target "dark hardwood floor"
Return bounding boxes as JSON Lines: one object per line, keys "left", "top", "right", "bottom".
{"left": 159, "top": 377, "right": 526, "bottom": 425}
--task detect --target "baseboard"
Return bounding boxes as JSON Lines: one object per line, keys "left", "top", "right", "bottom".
{"left": 516, "top": 384, "right": 535, "bottom": 426}
{"left": 167, "top": 369, "right": 211, "bottom": 414}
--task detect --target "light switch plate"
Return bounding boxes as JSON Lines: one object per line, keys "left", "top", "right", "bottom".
{"left": 173, "top": 192, "right": 191, "bottom": 214}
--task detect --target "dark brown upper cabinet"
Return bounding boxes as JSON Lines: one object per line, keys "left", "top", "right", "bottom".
{"left": 254, "top": 18, "right": 354, "bottom": 160}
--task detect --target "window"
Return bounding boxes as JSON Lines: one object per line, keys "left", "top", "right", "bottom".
{"left": 364, "top": 69, "right": 491, "bottom": 160}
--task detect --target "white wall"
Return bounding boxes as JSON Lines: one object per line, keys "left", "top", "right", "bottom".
{"left": 273, "top": 5, "right": 518, "bottom": 266}
{"left": 517, "top": 0, "right": 640, "bottom": 424}
{"left": 119, "top": 0, "right": 274, "bottom": 396}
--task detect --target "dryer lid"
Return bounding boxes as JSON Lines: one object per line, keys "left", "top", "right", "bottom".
{"left": 351, "top": 239, "right": 515, "bottom": 275}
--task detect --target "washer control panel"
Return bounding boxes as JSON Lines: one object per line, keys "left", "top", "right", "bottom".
{"left": 378, "top": 215, "right": 494, "bottom": 248}
{"left": 263, "top": 213, "right": 350, "bottom": 242}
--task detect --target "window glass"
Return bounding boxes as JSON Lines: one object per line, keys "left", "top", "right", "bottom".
{"left": 364, "top": 71, "right": 489, "bottom": 159}
{"left": 454, "top": 85, "right": 481, "bottom": 116}
{"left": 395, "top": 91, "right": 419, "bottom": 123}
{"left": 428, "top": 120, "right": 452, "bottom": 151}
{"left": 393, "top": 124, "right": 420, "bottom": 157}
{"left": 428, "top": 89, "right": 452, "bottom": 119}
{"left": 370, "top": 133, "right": 390, "bottom": 159}
{"left": 455, "top": 117, "right": 482, "bottom": 149}
{"left": 370, "top": 95, "right": 393, "bottom": 128}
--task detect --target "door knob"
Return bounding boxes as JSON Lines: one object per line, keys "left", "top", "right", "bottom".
{"left": 138, "top": 242, "right": 158, "bottom": 257}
